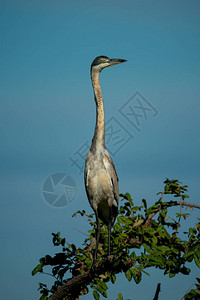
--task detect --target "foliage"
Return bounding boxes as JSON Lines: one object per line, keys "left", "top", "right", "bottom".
{"left": 32, "top": 179, "right": 200, "bottom": 300}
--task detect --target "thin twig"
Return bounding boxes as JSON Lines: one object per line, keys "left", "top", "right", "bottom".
{"left": 180, "top": 283, "right": 195, "bottom": 300}
{"left": 73, "top": 227, "right": 90, "bottom": 237}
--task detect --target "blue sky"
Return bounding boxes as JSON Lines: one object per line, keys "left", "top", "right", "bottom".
{"left": 1, "top": 1, "right": 200, "bottom": 299}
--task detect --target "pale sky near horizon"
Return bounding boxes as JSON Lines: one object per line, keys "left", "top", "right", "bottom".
{"left": 1, "top": 1, "right": 200, "bottom": 299}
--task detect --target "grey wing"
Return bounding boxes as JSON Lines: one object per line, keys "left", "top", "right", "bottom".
{"left": 84, "top": 151, "right": 91, "bottom": 194}
{"left": 104, "top": 150, "right": 119, "bottom": 206}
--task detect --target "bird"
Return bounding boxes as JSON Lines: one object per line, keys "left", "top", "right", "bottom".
{"left": 84, "top": 56, "right": 127, "bottom": 261}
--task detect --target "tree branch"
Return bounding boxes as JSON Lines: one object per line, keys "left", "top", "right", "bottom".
{"left": 168, "top": 200, "right": 200, "bottom": 210}
{"left": 48, "top": 256, "right": 135, "bottom": 300}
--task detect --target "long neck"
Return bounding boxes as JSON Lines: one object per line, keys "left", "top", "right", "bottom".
{"left": 90, "top": 70, "right": 105, "bottom": 153}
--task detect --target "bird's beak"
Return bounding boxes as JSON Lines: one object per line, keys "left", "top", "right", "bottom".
{"left": 109, "top": 58, "right": 127, "bottom": 66}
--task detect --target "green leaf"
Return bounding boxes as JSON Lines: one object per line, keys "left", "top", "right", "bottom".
{"left": 157, "top": 228, "right": 165, "bottom": 238}
{"left": 71, "top": 243, "right": 76, "bottom": 252}
{"left": 130, "top": 251, "right": 136, "bottom": 260}
{"left": 125, "top": 269, "right": 132, "bottom": 282}
{"left": 113, "top": 260, "right": 121, "bottom": 268}
{"left": 180, "top": 267, "right": 190, "bottom": 275}
{"left": 141, "top": 269, "right": 150, "bottom": 276}
{"left": 152, "top": 235, "right": 157, "bottom": 244}
{"left": 143, "top": 243, "right": 151, "bottom": 253}
{"left": 93, "top": 290, "right": 100, "bottom": 300}
{"left": 149, "top": 256, "right": 165, "bottom": 268}
{"left": 119, "top": 193, "right": 126, "bottom": 198}
{"left": 61, "top": 238, "right": 65, "bottom": 246}
{"left": 171, "top": 247, "right": 179, "bottom": 255}
{"left": 142, "top": 199, "right": 147, "bottom": 209}
{"left": 40, "top": 295, "right": 48, "bottom": 300}
{"left": 32, "top": 260, "right": 43, "bottom": 276}
{"left": 183, "top": 244, "right": 198, "bottom": 259}
{"left": 194, "top": 254, "right": 200, "bottom": 268}
{"left": 132, "top": 269, "right": 141, "bottom": 284}
{"left": 111, "top": 273, "right": 116, "bottom": 284}
{"left": 117, "top": 216, "right": 125, "bottom": 224}
{"left": 133, "top": 219, "right": 144, "bottom": 228}
{"left": 118, "top": 293, "right": 123, "bottom": 300}
{"left": 96, "top": 286, "right": 107, "bottom": 298}
{"left": 98, "top": 280, "right": 108, "bottom": 291}
{"left": 126, "top": 193, "right": 132, "bottom": 201}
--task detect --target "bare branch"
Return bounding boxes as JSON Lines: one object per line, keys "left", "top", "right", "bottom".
{"left": 153, "top": 283, "right": 161, "bottom": 300}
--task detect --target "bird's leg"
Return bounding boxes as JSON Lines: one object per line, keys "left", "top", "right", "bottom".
{"left": 107, "top": 222, "right": 111, "bottom": 256}
{"left": 94, "top": 210, "right": 100, "bottom": 262}
{"left": 108, "top": 205, "right": 112, "bottom": 256}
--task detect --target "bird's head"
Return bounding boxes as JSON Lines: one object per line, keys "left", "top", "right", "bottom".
{"left": 91, "top": 56, "right": 127, "bottom": 73}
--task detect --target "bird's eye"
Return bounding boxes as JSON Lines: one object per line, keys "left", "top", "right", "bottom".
{"left": 99, "top": 58, "right": 108, "bottom": 63}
